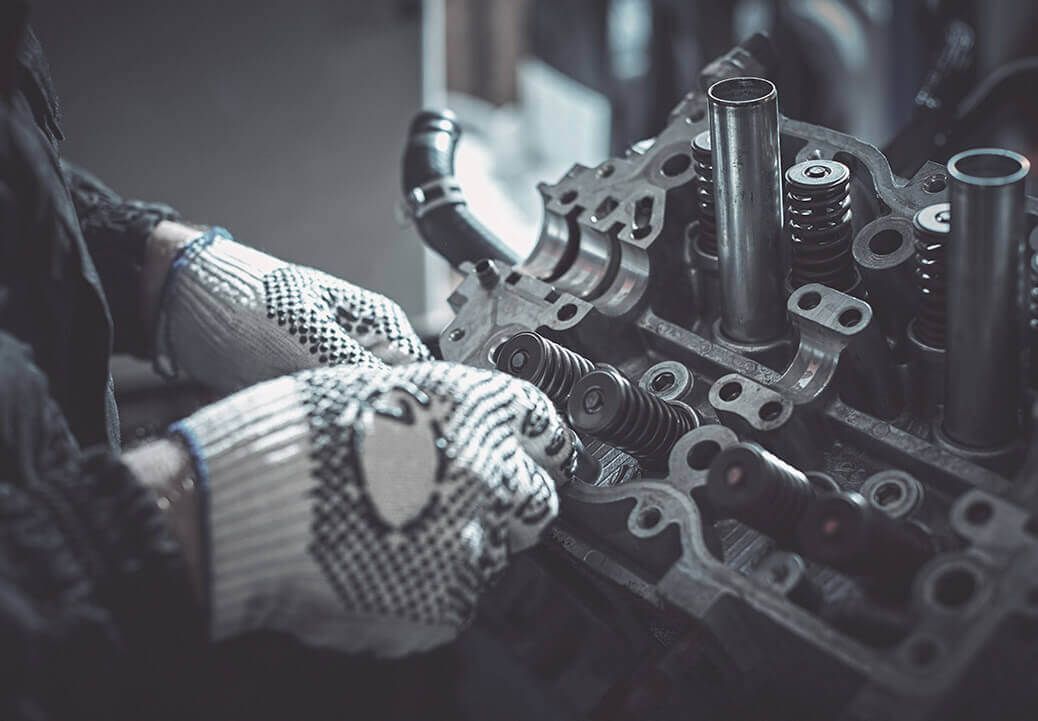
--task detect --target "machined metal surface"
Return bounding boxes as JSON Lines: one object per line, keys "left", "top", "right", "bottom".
{"left": 708, "top": 77, "right": 786, "bottom": 344}
{"left": 418, "top": 43, "right": 1038, "bottom": 721}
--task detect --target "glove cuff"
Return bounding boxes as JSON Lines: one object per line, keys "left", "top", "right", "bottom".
{"left": 171, "top": 375, "right": 318, "bottom": 640}
{"left": 154, "top": 229, "right": 303, "bottom": 390}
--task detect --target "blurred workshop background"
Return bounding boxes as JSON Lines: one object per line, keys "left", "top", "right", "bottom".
{"left": 26, "top": 1, "right": 1038, "bottom": 718}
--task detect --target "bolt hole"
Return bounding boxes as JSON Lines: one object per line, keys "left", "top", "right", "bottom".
{"left": 965, "top": 500, "right": 993, "bottom": 525}
{"left": 661, "top": 153, "right": 692, "bottom": 177}
{"left": 933, "top": 567, "right": 978, "bottom": 609}
{"left": 719, "top": 381, "right": 743, "bottom": 402}
{"left": 839, "top": 308, "right": 863, "bottom": 328}
{"left": 909, "top": 638, "right": 939, "bottom": 667}
{"left": 758, "top": 401, "right": 784, "bottom": 422}
{"left": 505, "top": 272, "right": 522, "bottom": 285}
{"left": 798, "top": 291, "right": 822, "bottom": 310}
{"left": 651, "top": 372, "right": 676, "bottom": 393}
{"left": 873, "top": 481, "right": 904, "bottom": 507}
{"left": 869, "top": 229, "right": 904, "bottom": 256}
{"left": 560, "top": 190, "right": 578, "bottom": 204}
{"left": 597, "top": 163, "right": 615, "bottom": 178}
{"left": 922, "top": 174, "right": 947, "bottom": 194}
{"left": 687, "top": 440, "right": 722, "bottom": 471}
{"left": 632, "top": 225, "right": 653, "bottom": 240}
{"left": 448, "top": 328, "right": 465, "bottom": 342}
{"left": 637, "top": 507, "right": 663, "bottom": 530}
{"left": 556, "top": 303, "right": 578, "bottom": 322}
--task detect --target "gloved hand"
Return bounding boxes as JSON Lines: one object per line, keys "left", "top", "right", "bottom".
{"left": 155, "top": 228, "right": 430, "bottom": 392}
{"left": 170, "top": 361, "right": 575, "bottom": 656}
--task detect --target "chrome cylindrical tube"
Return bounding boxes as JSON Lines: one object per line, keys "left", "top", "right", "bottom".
{"left": 943, "top": 148, "right": 1030, "bottom": 449}
{"left": 708, "top": 76, "right": 786, "bottom": 344}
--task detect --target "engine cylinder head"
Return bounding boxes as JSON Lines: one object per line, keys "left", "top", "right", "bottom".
{"left": 567, "top": 366, "right": 697, "bottom": 470}
{"left": 706, "top": 442, "right": 816, "bottom": 547}
{"left": 692, "top": 130, "right": 717, "bottom": 257}
{"left": 911, "top": 203, "right": 950, "bottom": 349}
{"left": 495, "top": 331, "right": 594, "bottom": 406}
{"left": 785, "top": 160, "right": 856, "bottom": 291}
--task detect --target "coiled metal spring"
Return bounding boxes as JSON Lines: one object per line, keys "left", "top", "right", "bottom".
{"left": 495, "top": 331, "right": 594, "bottom": 405}
{"left": 692, "top": 130, "right": 717, "bottom": 257}
{"left": 785, "top": 160, "right": 856, "bottom": 291}
{"left": 912, "top": 203, "right": 950, "bottom": 349}
{"left": 567, "top": 366, "right": 697, "bottom": 470}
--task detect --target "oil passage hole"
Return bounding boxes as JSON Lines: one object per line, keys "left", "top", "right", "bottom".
{"left": 922, "top": 174, "right": 947, "bottom": 193}
{"left": 869, "top": 229, "right": 904, "bottom": 256}
{"left": 759, "top": 401, "right": 783, "bottom": 421}
{"left": 560, "top": 190, "right": 578, "bottom": 204}
{"left": 798, "top": 291, "right": 822, "bottom": 310}
{"left": 597, "top": 163, "right": 615, "bottom": 178}
{"left": 448, "top": 328, "right": 465, "bottom": 342}
{"left": 719, "top": 381, "right": 743, "bottom": 402}
{"left": 687, "top": 440, "right": 722, "bottom": 470}
{"left": 839, "top": 308, "right": 863, "bottom": 328}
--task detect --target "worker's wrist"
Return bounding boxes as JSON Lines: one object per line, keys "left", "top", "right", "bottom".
{"left": 123, "top": 437, "right": 206, "bottom": 603}
{"left": 141, "top": 220, "right": 207, "bottom": 352}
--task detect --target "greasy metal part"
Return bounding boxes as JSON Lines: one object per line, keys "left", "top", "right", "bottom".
{"left": 781, "top": 284, "right": 902, "bottom": 420}
{"left": 706, "top": 442, "right": 817, "bottom": 547}
{"left": 567, "top": 366, "right": 698, "bottom": 472}
{"left": 797, "top": 492, "right": 936, "bottom": 587}
{"left": 708, "top": 77, "right": 786, "bottom": 345}
{"left": 494, "top": 330, "right": 594, "bottom": 405}
{"left": 912, "top": 203, "right": 951, "bottom": 350}
{"left": 639, "top": 360, "right": 695, "bottom": 405}
{"left": 785, "top": 159, "right": 858, "bottom": 292}
{"left": 860, "top": 470, "right": 924, "bottom": 519}
{"left": 943, "top": 149, "right": 1030, "bottom": 451}
{"left": 692, "top": 131, "right": 717, "bottom": 257}
{"left": 427, "top": 46, "right": 1038, "bottom": 716}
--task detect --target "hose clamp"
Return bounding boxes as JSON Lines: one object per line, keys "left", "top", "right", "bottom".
{"left": 396, "top": 177, "right": 465, "bottom": 227}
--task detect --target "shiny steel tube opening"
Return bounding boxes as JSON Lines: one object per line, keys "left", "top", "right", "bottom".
{"left": 942, "top": 148, "right": 1030, "bottom": 451}
{"left": 708, "top": 77, "right": 786, "bottom": 345}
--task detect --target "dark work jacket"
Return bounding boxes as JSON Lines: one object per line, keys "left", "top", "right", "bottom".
{"left": 0, "top": 26, "right": 203, "bottom": 721}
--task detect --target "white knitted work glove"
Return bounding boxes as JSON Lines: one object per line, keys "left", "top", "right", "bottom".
{"left": 155, "top": 228, "right": 430, "bottom": 392}
{"left": 170, "top": 362, "right": 576, "bottom": 657}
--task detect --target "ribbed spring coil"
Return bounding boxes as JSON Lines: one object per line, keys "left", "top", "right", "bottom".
{"left": 706, "top": 443, "right": 816, "bottom": 546}
{"left": 494, "top": 331, "right": 595, "bottom": 405}
{"left": 912, "top": 203, "right": 950, "bottom": 349}
{"left": 692, "top": 131, "right": 717, "bottom": 256}
{"left": 785, "top": 160, "right": 856, "bottom": 291}
{"left": 567, "top": 366, "right": 696, "bottom": 467}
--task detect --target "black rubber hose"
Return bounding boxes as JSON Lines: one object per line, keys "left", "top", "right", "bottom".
{"left": 401, "top": 110, "right": 521, "bottom": 270}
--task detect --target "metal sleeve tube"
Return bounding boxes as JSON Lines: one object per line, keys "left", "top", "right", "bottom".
{"left": 942, "top": 148, "right": 1030, "bottom": 449}
{"left": 708, "top": 77, "right": 786, "bottom": 344}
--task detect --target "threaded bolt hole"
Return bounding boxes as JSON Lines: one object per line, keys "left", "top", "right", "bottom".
{"left": 922, "top": 174, "right": 947, "bottom": 193}
{"left": 759, "top": 401, "right": 783, "bottom": 421}
{"left": 661, "top": 153, "right": 692, "bottom": 177}
{"left": 839, "top": 308, "right": 863, "bottom": 328}
{"left": 965, "top": 500, "right": 993, "bottom": 525}
{"left": 651, "top": 372, "right": 676, "bottom": 393}
{"left": 719, "top": 381, "right": 743, "bottom": 402}
{"left": 557, "top": 304, "right": 578, "bottom": 321}
{"left": 686, "top": 440, "right": 721, "bottom": 470}
{"left": 932, "top": 567, "right": 978, "bottom": 609}
{"left": 873, "top": 481, "right": 903, "bottom": 508}
{"left": 798, "top": 291, "right": 822, "bottom": 310}
{"left": 637, "top": 507, "right": 663, "bottom": 530}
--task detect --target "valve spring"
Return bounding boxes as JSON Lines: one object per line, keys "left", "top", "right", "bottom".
{"left": 692, "top": 131, "right": 717, "bottom": 257}
{"left": 495, "top": 331, "right": 595, "bottom": 405}
{"left": 785, "top": 160, "right": 856, "bottom": 291}
{"left": 706, "top": 443, "right": 816, "bottom": 548}
{"left": 567, "top": 366, "right": 697, "bottom": 469}
{"left": 912, "top": 203, "right": 950, "bottom": 349}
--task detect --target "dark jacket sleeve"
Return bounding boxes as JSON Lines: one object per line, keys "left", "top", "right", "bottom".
{"left": 0, "top": 332, "right": 205, "bottom": 721}
{"left": 63, "top": 163, "right": 182, "bottom": 357}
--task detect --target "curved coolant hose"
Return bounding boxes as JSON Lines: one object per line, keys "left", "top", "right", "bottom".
{"left": 401, "top": 110, "right": 521, "bottom": 270}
